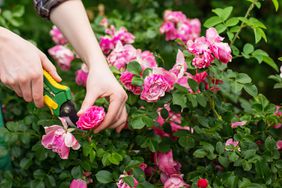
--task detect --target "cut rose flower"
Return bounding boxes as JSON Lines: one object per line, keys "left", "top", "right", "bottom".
{"left": 76, "top": 106, "right": 105, "bottom": 130}
{"left": 41, "top": 118, "right": 80, "bottom": 159}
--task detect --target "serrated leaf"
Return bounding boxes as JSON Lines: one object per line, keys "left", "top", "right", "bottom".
{"left": 262, "top": 56, "right": 279, "bottom": 72}
{"left": 127, "top": 61, "right": 142, "bottom": 75}
{"left": 226, "top": 17, "right": 239, "bottom": 27}
{"left": 204, "top": 16, "right": 222, "bottom": 28}
{"left": 243, "top": 43, "right": 254, "bottom": 55}
{"left": 193, "top": 149, "right": 207, "bottom": 158}
{"left": 244, "top": 84, "right": 258, "bottom": 97}
{"left": 95, "top": 170, "right": 113, "bottom": 184}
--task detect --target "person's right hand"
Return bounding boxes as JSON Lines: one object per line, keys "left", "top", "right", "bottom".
{"left": 0, "top": 27, "right": 62, "bottom": 108}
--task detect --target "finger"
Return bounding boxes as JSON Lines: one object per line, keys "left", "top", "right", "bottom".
{"left": 77, "top": 90, "right": 99, "bottom": 115}
{"left": 116, "top": 123, "right": 127, "bottom": 133}
{"left": 20, "top": 80, "right": 32, "bottom": 102}
{"left": 40, "top": 52, "right": 62, "bottom": 82}
{"left": 12, "top": 85, "right": 22, "bottom": 97}
{"left": 109, "top": 107, "right": 127, "bottom": 129}
{"left": 94, "top": 94, "right": 125, "bottom": 133}
{"left": 31, "top": 73, "right": 44, "bottom": 108}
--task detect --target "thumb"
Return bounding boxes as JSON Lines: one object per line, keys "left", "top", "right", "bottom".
{"left": 40, "top": 52, "right": 62, "bottom": 82}
{"left": 77, "top": 90, "right": 99, "bottom": 115}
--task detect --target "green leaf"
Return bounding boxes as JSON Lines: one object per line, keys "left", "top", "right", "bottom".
{"left": 244, "top": 84, "right": 258, "bottom": 97}
{"left": 123, "top": 176, "right": 135, "bottom": 187}
{"left": 178, "top": 137, "right": 195, "bottom": 149}
{"left": 215, "top": 24, "right": 227, "bottom": 34}
{"left": 243, "top": 43, "right": 254, "bottom": 55}
{"left": 204, "top": 16, "right": 222, "bottom": 28}
{"left": 196, "top": 94, "right": 207, "bottom": 107}
{"left": 262, "top": 56, "right": 279, "bottom": 72}
{"left": 218, "top": 156, "right": 229, "bottom": 168}
{"left": 131, "top": 77, "right": 143, "bottom": 86}
{"left": 95, "top": 170, "right": 113, "bottom": 184}
{"left": 193, "top": 149, "right": 207, "bottom": 158}
{"left": 12, "top": 6, "right": 25, "bottom": 17}
{"left": 272, "top": 0, "right": 279, "bottom": 11}
{"left": 71, "top": 166, "right": 83, "bottom": 179}
{"left": 172, "top": 92, "right": 187, "bottom": 109}
{"left": 237, "top": 73, "right": 252, "bottom": 84}
{"left": 188, "top": 79, "right": 198, "bottom": 92}
{"left": 127, "top": 61, "right": 142, "bottom": 75}
{"left": 131, "top": 117, "right": 145, "bottom": 129}
{"left": 225, "top": 17, "right": 240, "bottom": 27}
{"left": 212, "top": 6, "right": 233, "bottom": 21}
{"left": 20, "top": 158, "right": 32, "bottom": 170}
{"left": 216, "top": 142, "right": 224, "bottom": 154}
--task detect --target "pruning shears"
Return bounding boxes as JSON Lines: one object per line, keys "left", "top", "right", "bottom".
{"left": 43, "top": 70, "right": 78, "bottom": 126}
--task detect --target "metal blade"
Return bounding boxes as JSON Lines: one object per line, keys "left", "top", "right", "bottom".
{"left": 59, "top": 101, "right": 79, "bottom": 126}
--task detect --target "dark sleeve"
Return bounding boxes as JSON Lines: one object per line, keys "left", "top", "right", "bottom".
{"left": 33, "top": 0, "right": 69, "bottom": 19}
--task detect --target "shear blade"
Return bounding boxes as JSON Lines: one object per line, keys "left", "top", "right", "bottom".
{"left": 59, "top": 101, "right": 79, "bottom": 126}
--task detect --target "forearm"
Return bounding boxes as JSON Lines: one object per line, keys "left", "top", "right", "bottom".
{"left": 50, "top": 0, "right": 107, "bottom": 70}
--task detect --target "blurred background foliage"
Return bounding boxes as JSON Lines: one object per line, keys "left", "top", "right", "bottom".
{"left": 0, "top": 0, "right": 281, "bottom": 104}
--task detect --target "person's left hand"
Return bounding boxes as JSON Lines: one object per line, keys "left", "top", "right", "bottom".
{"left": 77, "top": 62, "right": 128, "bottom": 133}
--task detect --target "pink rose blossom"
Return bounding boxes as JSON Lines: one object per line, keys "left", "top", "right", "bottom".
{"left": 76, "top": 106, "right": 105, "bottom": 130}
{"left": 50, "top": 26, "right": 68, "bottom": 45}
{"left": 160, "top": 10, "right": 201, "bottom": 42}
{"left": 99, "top": 17, "right": 109, "bottom": 28}
{"left": 141, "top": 73, "right": 174, "bottom": 102}
{"left": 48, "top": 45, "right": 74, "bottom": 71}
{"left": 197, "top": 178, "right": 208, "bottom": 188}
{"left": 114, "top": 27, "right": 135, "bottom": 45}
{"left": 70, "top": 179, "right": 87, "bottom": 188}
{"left": 136, "top": 50, "right": 158, "bottom": 69}
{"left": 100, "top": 36, "right": 116, "bottom": 54}
{"left": 187, "top": 37, "right": 214, "bottom": 69}
{"left": 206, "top": 28, "right": 232, "bottom": 64}
{"left": 120, "top": 71, "right": 142, "bottom": 95}
{"left": 107, "top": 42, "right": 137, "bottom": 70}
{"left": 170, "top": 50, "right": 187, "bottom": 79}
{"left": 276, "top": 140, "right": 282, "bottom": 151}
{"left": 117, "top": 175, "right": 138, "bottom": 188}
{"left": 152, "top": 67, "right": 177, "bottom": 89}
{"left": 75, "top": 63, "right": 88, "bottom": 87}
{"left": 41, "top": 118, "right": 80, "bottom": 159}
{"left": 154, "top": 150, "right": 181, "bottom": 176}
{"left": 164, "top": 174, "right": 190, "bottom": 188}
{"left": 231, "top": 121, "right": 247, "bottom": 128}
{"left": 225, "top": 138, "right": 240, "bottom": 151}
{"left": 274, "top": 106, "right": 282, "bottom": 129}
{"left": 192, "top": 71, "right": 208, "bottom": 84}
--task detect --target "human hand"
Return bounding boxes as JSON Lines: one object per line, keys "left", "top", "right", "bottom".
{"left": 77, "top": 62, "right": 128, "bottom": 133}
{"left": 0, "top": 27, "right": 62, "bottom": 108}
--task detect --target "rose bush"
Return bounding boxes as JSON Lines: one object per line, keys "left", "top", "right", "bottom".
{"left": 0, "top": 0, "right": 282, "bottom": 188}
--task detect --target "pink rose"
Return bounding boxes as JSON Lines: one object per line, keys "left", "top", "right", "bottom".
{"left": 197, "top": 178, "right": 208, "bottom": 188}
{"left": 177, "top": 19, "right": 201, "bottom": 42}
{"left": 99, "top": 17, "right": 109, "bottom": 28}
{"left": 41, "top": 118, "right": 80, "bottom": 159}
{"left": 140, "top": 73, "right": 173, "bottom": 102}
{"left": 120, "top": 71, "right": 142, "bottom": 95}
{"left": 50, "top": 26, "right": 68, "bottom": 45}
{"left": 231, "top": 121, "right": 247, "bottom": 128}
{"left": 187, "top": 37, "right": 214, "bottom": 69}
{"left": 76, "top": 106, "right": 105, "bottom": 130}
{"left": 192, "top": 71, "right": 208, "bottom": 84}
{"left": 75, "top": 63, "right": 88, "bottom": 87}
{"left": 277, "top": 140, "right": 282, "bottom": 151}
{"left": 164, "top": 174, "right": 190, "bottom": 188}
{"left": 154, "top": 150, "right": 181, "bottom": 176}
{"left": 100, "top": 36, "right": 115, "bottom": 54}
{"left": 160, "top": 22, "right": 177, "bottom": 41}
{"left": 170, "top": 50, "right": 187, "bottom": 79}
{"left": 206, "top": 27, "right": 224, "bottom": 43}
{"left": 48, "top": 45, "right": 74, "bottom": 71}
{"left": 114, "top": 27, "right": 135, "bottom": 45}
{"left": 206, "top": 28, "right": 232, "bottom": 64}
{"left": 136, "top": 50, "right": 158, "bottom": 69}
{"left": 117, "top": 175, "right": 138, "bottom": 188}
{"left": 225, "top": 138, "right": 240, "bottom": 152}
{"left": 70, "top": 179, "right": 87, "bottom": 188}
{"left": 211, "top": 42, "right": 232, "bottom": 64}
{"left": 164, "top": 10, "right": 187, "bottom": 22}
{"left": 107, "top": 42, "right": 137, "bottom": 70}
